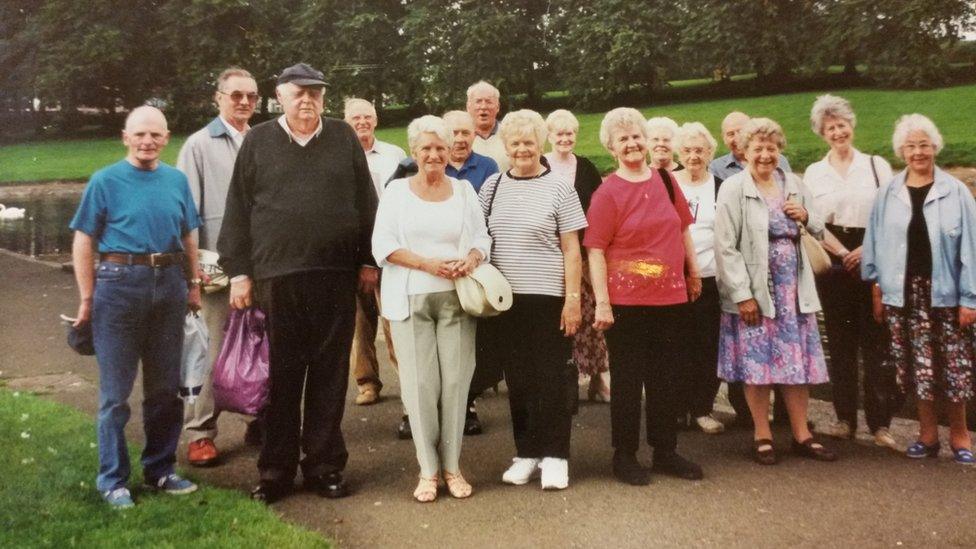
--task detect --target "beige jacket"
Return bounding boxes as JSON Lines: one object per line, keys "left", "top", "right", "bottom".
{"left": 714, "top": 169, "right": 824, "bottom": 317}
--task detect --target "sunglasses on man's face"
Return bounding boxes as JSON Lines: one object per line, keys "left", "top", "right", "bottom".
{"left": 219, "top": 90, "right": 260, "bottom": 103}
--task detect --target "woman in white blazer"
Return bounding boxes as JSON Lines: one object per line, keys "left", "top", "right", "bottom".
{"left": 372, "top": 115, "right": 491, "bottom": 502}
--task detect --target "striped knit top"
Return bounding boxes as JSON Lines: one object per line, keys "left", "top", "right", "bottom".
{"left": 478, "top": 168, "right": 587, "bottom": 296}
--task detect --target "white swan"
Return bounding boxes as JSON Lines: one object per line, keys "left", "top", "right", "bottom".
{"left": 0, "top": 204, "right": 26, "bottom": 220}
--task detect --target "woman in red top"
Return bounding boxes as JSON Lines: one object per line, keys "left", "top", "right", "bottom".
{"left": 584, "top": 107, "right": 703, "bottom": 486}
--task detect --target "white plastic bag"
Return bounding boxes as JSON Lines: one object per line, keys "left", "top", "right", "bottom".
{"left": 180, "top": 312, "right": 210, "bottom": 403}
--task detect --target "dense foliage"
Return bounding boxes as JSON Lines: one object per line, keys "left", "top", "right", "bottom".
{"left": 0, "top": 0, "right": 973, "bottom": 133}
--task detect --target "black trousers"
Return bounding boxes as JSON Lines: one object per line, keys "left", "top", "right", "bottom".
{"left": 471, "top": 318, "right": 505, "bottom": 400}
{"left": 482, "top": 294, "right": 574, "bottom": 459}
{"left": 254, "top": 270, "right": 357, "bottom": 482}
{"left": 605, "top": 304, "right": 687, "bottom": 454}
{"left": 817, "top": 264, "right": 900, "bottom": 432}
{"left": 680, "top": 277, "right": 722, "bottom": 417}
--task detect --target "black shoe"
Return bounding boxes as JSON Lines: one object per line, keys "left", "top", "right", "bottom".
{"left": 305, "top": 472, "right": 350, "bottom": 499}
{"left": 244, "top": 420, "right": 263, "bottom": 447}
{"left": 397, "top": 415, "right": 412, "bottom": 440}
{"left": 250, "top": 480, "right": 292, "bottom": 504}
{"left": 464, "top": 406, "right": 483, "bottom": 436}
{"left": 612, "top": 451, "right": 651, "bottom": 486}
{"left": 652, "top": 451, "right": 704, "bottom": 480}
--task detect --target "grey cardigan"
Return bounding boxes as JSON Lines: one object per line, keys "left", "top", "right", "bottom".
{"left": 714, "top": 169, "right": 824, "bottom": 317}
{"left": 176, "top": 117, "right": 241, "bottom": 250}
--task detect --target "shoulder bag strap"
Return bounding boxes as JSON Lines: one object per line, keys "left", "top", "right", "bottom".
{"left": 870, "top": 155, "right": 880, "bottom": 188}
{"left": 657, "top": 167, "right": 676, "bottom": 205}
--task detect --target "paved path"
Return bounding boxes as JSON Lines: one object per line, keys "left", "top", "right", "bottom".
{"left": 2, "top": 252, "right": 975, "bottom": 548}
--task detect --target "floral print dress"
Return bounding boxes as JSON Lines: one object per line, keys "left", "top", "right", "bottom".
{"left": 717, "top": 192, "right": 829, "bottom": 385}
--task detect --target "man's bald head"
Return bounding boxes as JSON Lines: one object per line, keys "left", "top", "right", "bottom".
{"left": 125, "top": 106, "right": 169, "bottom": 132}
{"left": 122, "top": 106, "right": 170, "bottom": 170}
{"left": 720, "top": 111, "right": 750, "bottom": 157}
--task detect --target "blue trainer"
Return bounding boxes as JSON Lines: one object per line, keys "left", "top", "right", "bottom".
{"left": 103, "top": 487, "right": 135, "bottom": 509}
{"left": 147, "top": 474, "right": 198, "bottom": 495}
{"left": 952, "top": 447, "right": 975, "bottom": 465}
{"left": 905, "top": 441, "right": 940, "bottom": 459}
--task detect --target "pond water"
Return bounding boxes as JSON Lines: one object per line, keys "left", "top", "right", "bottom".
{"left": 0, "top": 195, "right": 80, "bottom": 257}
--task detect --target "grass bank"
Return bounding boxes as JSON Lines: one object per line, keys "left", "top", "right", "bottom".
{"left": 0, "top": 388, "right": 330, "bottom": 548}
{"left": 2, "top": 84, "right": 974, "bottom": 183}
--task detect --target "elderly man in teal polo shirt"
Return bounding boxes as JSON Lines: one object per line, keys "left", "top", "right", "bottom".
{"left": 70, "top": 106, "right": 203, "bottom": 509}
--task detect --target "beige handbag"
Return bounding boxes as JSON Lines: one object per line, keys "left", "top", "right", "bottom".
{"left": 454, "top": 176, "right": 512, "bottom": 317}
{"left": 455, "top": 263, "right": 513, "bottom": 317}
{"left": 799, "top": 225, "right": 831, "bottom": 276}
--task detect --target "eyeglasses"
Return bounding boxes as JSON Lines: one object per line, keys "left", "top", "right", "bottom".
{"left": 681, "top": 147, "right": 707, "bottom": 155}
{"left": 903, "top": 142, "right": 934, "bottom": 152}
{"left": 218, "top": 90, "right": 260, "bottom": 103}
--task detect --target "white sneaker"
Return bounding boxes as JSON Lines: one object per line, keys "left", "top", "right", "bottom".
{"left": 816, "top": 420, "right": 852, "bottom": 439}
{"left": 873, "top": 427, "right": 898, "bottom": 450}
{"left": 695, "top": 414, "right": 725, "bottom": 434}
{"left": 501, "top": 457, "right": 540, "bottom": 485}
{"left": 539, "top": 457, "right": 569, "bottom": 490}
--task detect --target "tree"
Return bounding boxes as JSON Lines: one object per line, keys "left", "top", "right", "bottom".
{"left": 401, "top": 0, "right": 550, "bottom": 111}
{"left": 550, "top": 0, "right": 682, "bottom": 106}
{"left": 823, "top": 0, "right": 976, "bottom": 87}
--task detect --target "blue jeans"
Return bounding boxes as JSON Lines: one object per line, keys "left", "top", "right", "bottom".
{"left": 92, "top": 262, "right": 187, "bottom": 492}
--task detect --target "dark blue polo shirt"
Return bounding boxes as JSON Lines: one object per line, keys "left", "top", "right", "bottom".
{"left": 70, "top": 160, "right": 201, "bottom": 253}
{"left": 446, "top": 151, "right": 499, "bottom": 193}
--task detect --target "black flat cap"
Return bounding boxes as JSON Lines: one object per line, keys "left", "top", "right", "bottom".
{"left": 277, "top": 63, "right": 327, "bottom": 87}
{"left": 66, "top": 322, "right": 95, "bottom": 356}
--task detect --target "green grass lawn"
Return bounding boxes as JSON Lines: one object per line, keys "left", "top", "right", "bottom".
{"left": 2, "top": 84, "right": 975, "bottom": 183}
{"left": 0, "top": 388, "right": 330, "bottom": 548}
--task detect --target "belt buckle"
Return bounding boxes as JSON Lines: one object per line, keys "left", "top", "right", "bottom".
{"left": 149, "top": 253, "right": 164, "bottom": 267}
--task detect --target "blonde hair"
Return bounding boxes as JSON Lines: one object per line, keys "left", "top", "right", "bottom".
{"left": 599, "top": 108, "right": 647, "bottom": 152}
{"left": 675, "top": 122, "right": 718, "bottom": 164}
{"left": 736, "top": 117, "right": 787, "bottom": 151}
{"left": 406, "top": 115, "right": 453, "bottom": 150}
{"left": 498, "top": 109, "right": 548, "bottom": 146}
{"left": 546, "top": 109, "right": 579, "bottom": 134}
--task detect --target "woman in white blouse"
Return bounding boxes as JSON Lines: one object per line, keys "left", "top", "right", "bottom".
{"left": 673, "top": 122, "right": 726, "bottom": 435}
{"left": 802, "top": 94, "right": 899, "bottom": 449}
{"left": 372, "top": 115, "right": 491, "bottom": 502}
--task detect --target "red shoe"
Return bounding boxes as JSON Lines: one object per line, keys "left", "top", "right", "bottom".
{"left": 188, "top": 438, "right": 219, "bottom": 467}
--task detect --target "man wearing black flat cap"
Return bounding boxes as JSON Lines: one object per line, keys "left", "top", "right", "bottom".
{"left": 218, "top": 62, "right": 378, "bottom": 503}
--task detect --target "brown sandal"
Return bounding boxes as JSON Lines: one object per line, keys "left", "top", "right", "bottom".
{"left": 792, "top": 437, "right": 837, "bottom": 462}
{"left": 753, "top": 438, "right": 777, "bottom": 465}
{"left": 443, "top": 471, "right": 472, "bottom": 499}
{"left": 413, "top": 475, "right": 439, "bottom": 503}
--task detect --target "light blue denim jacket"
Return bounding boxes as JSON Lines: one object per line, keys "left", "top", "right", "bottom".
{"left": 861, "top": 167, "right": 976, "bottom": 308}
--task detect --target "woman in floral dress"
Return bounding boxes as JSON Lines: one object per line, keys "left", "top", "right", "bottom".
{"left": 714, "top": 118, "right": 836, "bottom": 465}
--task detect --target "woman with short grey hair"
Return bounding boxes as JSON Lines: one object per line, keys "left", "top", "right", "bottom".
{"left": 672, "top": 122, "right": 725, "bottom": 434}
{"left": 373, "top": 115, "right": 492, "bottom": 501}
{"left": 479, "top": 109, "right": 587, "bottom": 490}
{"left": 802, "top": 94, "right": 899, "bottom": 449}
{"left": 646, "top": 116, "right": 680, "bottom": 170}
{"left": 588, "top": 108, "right": 704, "bottom": 486}
{"left": 715, "top": 117, "right": 835, "bottom": 465}
{"left": 862, "top": 114, "right": 976, "bottom": 465}
{"left": 544, "top": 109, "right": 610, "bottom": 403}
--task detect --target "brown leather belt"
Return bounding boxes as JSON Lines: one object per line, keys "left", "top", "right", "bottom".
{"left": 99, "top": 252, "right": 185, "bottom": 267}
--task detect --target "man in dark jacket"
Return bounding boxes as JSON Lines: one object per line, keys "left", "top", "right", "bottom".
{"left": 218, "top": 63, "right": 378, "bottom": 503}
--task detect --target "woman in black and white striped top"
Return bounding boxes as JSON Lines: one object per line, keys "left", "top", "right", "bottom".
{"left": 477, "top": 109, "right": 587, "bottom": 490}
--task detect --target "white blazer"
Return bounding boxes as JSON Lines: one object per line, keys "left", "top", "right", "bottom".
{"left": 372, "top": 176, "right": 492, "bottom": 321}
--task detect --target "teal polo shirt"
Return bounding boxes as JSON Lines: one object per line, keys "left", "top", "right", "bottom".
{"left": 70, "top": 160, "right": 202, "bottom": 253}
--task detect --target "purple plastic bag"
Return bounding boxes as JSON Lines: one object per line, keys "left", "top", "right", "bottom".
{"left": 212, "top": 307, "right": 270, "bottom": 415}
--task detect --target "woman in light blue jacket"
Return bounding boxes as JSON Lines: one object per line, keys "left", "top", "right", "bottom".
{"left": 862, "top": 114, "right": 976, "bottom": 465}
